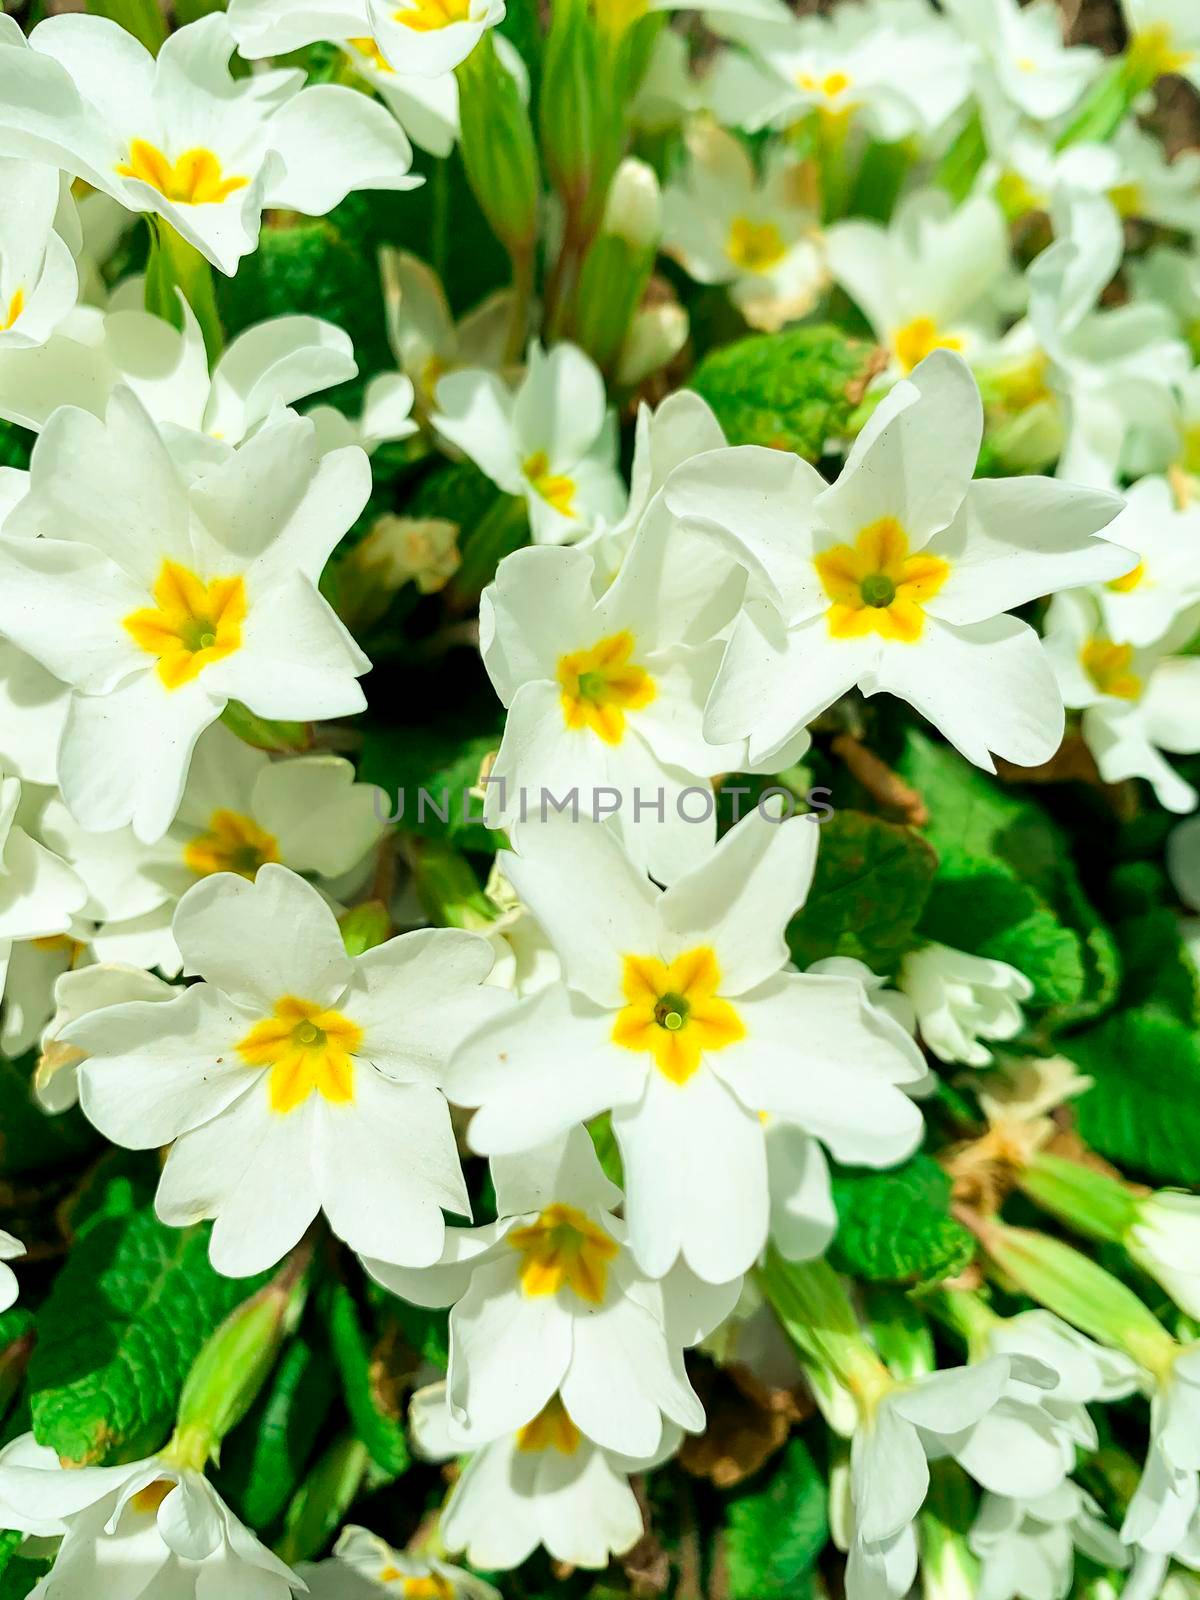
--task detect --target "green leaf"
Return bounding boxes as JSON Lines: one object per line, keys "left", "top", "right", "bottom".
{"left": 0, "top": 1551, "right": 51, "bottom": 1600}
{"left": 1066, "top": 1006, "right": 1200, "bottom": 1186}
{"left": 723, "top": 1437, "right": 827, "bottom": 1599}
{"left": 358, "top": 724, "right": 503, "bottom": 854}
{"left": 1113, "top": 909, "right": 1200, "bottom": 1027}
{"left": 829, "top": 1155, "right": 975, "bottom": 1287}
{"left": 29, "top": 1209, "right": 269, "bottom": 1465}
{"left": 321, "top": 1280, "right": 409, "bottom": 1478}
{"left": 0, "top": 1052, "right": 101, "bottom": 1180}
{"left": 899, "top": 732, "right": 1119, "bottom": 1025}
{"left": 690, "top": 323, "right": 882, "bottom": 461}
{"left": 216, "top": 1327, "right": 337, "bottom": 1530}
{"left": 787, "top": 811, "right": 937, "bottom": 975}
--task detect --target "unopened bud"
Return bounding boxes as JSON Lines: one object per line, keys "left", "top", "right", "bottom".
{"left": 358, "top": 514, "right": 461, "bottom": 597}
{"left": 456, "top": 35, "right": 540, "bottom": 255}
{"left": 1127, "top": 1190, "right": 1200, "bottom": 1319}
{"left": 602, "top": 158, "right": 661, "bottom": 250}
{"left": 616, "top": 299, "right": 688, "bottom": 386}
{"left": 339, "top": 900, "right": 393, "bottom": 958}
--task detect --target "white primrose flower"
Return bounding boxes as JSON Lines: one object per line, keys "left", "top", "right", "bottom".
{"left": 303, "top": 1525, "right": 500, "bottom": 1600}
{"left": 0, "top": 640, "right": 69, "bottom": 790}
{"left": 0, "top": 1433, "right": 304, "bottom": 1599}
{"left": 478, "top": 510, "right": 746, "bottom": 883}
{"left": 1105, "top": 124, "right": 1200, "bottom": 239}
{"left": 410, "top": 1382, "right": 679, "bottom": 1572}
{"left": 433, "top": 342, "right": 626, "bottom": 546}
{"left": 824, "top": 191, "right": 1012, "bottom": 378}
{"left": 1129, "top": 1192, "right": 1200, "bottom": 1320}
{"left": 1028, "top": 196, "right": 1191, "bottom": 489}
{"left": 480, "top": 862, "right": 561, "bottom": 998}
{"left": 0, "top": 295, "right": 360, "bottom": 450}
{"left": 1089, "top": 476, "right": 1200, "bottom": 648}
{"left": 38, "top": 720, "right": 388, "bottom": 981}
{"left": 382, "top": 250, "right": 513, "bottom": 412}
{"left": 447, "top": 807, "right": 925, "bottom": 1284}
{"left": 0, "top": 159, "right": 79, "bottom": 351}
{"left": 228, "top": 0, "right": 507, "bottom": 81}
{"left": 709, "top": 0, "right": 973, "bottom": 146}
{"left": 306, "top": 372, "right": 419, "bottom": 459}
{"left": 970, "top": 1481, "right": 1130, "bottom": 1600}
{"left": 660, "top": 122, "right": 826, "bottom": 335}
{"left": 940, "top": 0, "right": 1100, "bottom": 123}
{"left": 367, "top": 1126, "right": 739, "bottom": 1456}
{"left": 0, "top": 917, "right": 94, "bottom": 1061}
{"left": 0, "top": 12, "right": 419, "bottom": 277}
{"left": 35, "top": 961, "right": 176, "bottom": 1114}
{"left": 1043, "top": 590, "right": 1200, "bottom": 814}
{"left": 1120, "top": 0, "right": 1200, "bottom": 93}
{"left": 664, "top": 350, "right": 1131, "bottom": 774}
{"left": 1123, "top": 1344, "right": 1200, "bottom": 1556}
{"left": 898, "top": 942, "right": 1033, "bottom": 1068}
{"left": 847, "top": 1353, "right": 1059, "bottom": 1600}
{"left": 0, "top": 773, "right": 86, "bottom": 1004}
{"left": 0, "top": 1231, "right": 23, "bottom": 1313}
{"left": 65, "top": 865, "right": 509, "bottom": 1277}
{"left": 0, "top": 389, "right": 372, "bottom": 843}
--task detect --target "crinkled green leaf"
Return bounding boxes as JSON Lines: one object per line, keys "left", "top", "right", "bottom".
{"left": 787, "top": 811, "right": 937, "bottom": 975}
{"left": 321, "top": 1280, "right": 410, "bottom": 1478}
{"left": 690, "top": 323, "right": 881, "bottom": 460}
{"left": 829, "top": 1155, "right": 975, "bottom": 1287}
{"left": 723, "top": 1437, "right": 827, "bottom": 1599}
{"left": 29, "top": 1210, "right": 269, "bottom": 1466}
{"left": 1067, "top": 1006, "right": 1200, "bottom": 1186}
{"left": 1113, "top": 909, "right": 1200, "bottom": 1027}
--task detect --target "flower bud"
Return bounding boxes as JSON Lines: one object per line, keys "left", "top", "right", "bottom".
{"left": 339, "top": 900, "right": 392, "bottom": 958}
{"left": 1018, "top": 1151, "right": 1142, "bottom": 1245}
{"left": 601, "top": 158, "right": 661, "bottom": 251}
{"left": 359, "top": 514, "right": 462, "bottom": 597}
{"left": 1127, "top": 1191, "right": 1200, "bottom": 1319}
{"left": 456, "top": 35, "right": 540, "bottom": 256}
{"left": 616, "top": 299, "right": 688, "bottom": 386}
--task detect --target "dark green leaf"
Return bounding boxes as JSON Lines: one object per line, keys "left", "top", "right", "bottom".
{"left": 358, "top": 725, "right": 503, "bottom": 854}
{"left": 723, "top": 1437, "right": 827, "bottom": 1599}
{"left": 321, "top": 1280, "right": 409, "bottom": 1478}
{"left": 829, "top": 1155, "right": 975, "bottom": 1287}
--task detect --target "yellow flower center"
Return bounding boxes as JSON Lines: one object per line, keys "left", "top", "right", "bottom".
{"left": 1081, "top": 638, "right": 1142, "bottom": 701}
{"left": 1109, "top": 182, "right": 1144, "bottom": 219}
{"left": 995, "top": 170, "right": 1046, "bottom": 221}
{"left": 124, "top": 560, "right": 247, "bottom": 690}
{"left": 516, "top": 1395, "right": 582, "bottom": 1455}
{"left": 131, "top": 1479, "right": 175, "bottom": 1516}
{"left": 116, "top": 140, "right": 250, "bottom": 205}
{"left": 395, "top": 1577, "right": 454, "bottom": 1600}
{"left": 726, "top": 216, "right": 788, "bottom": 274}
{"left": 1128, "top": 22, "right": 1194, "bottom": 82}
{"left": 184, "top": 809, "right": 281, "bottom": 880}
{"left": 521, "top": 450, "right": 578, "bottom": 517}
{"left": 237, "top": 996, "right": 363, "bottom": 1115}
{"left": 814, "top": 516, "right": 950, "bottom": 643}
{"left": 1107, "top": 559, "right": 1146, "bottom": 595}
{"left": 556, "top": 630, "right": 655, "bottom": 745}
{"left": 31, "top": 933, "right": 87, "bottom": 965}
{"left": 393, "top": 0, "right": 471, "bottom": 30}
{"left": 992, "top": 350, "right": 1052, "bottom": 412}
{"left": 797, "top": 68, "right": 854, "bottom": 102}
{"left": 891, "top": 315, "right": 964, "bottom": 374}
{"left": 507, "top": 1202, "right": 619, "bottom": 1304}
{"left": 612, "top": 946, "right": 745, "bottom": 1086}
{"left": 1, "top": 286, "right": 23, "bottom": 332}
{"left": 348, "top": 36, "right": 395, "bottom": 72}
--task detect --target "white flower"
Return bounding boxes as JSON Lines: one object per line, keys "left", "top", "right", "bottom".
{"left": 1120, "top": 0, "right": 1200, "bottom": 93}
{"left": 709, "top": 0, "right": 973, "bottom": 145}
{"left": 303, "top": 1525, "right": 500, "bottom": 1600}
{"left": 898, "top": 942, "right": 1033, "bottom": 1067}
{"left": 480, "top": 861, "right": 561, "bottom": 997}
{"left": 1, "top": 919, "right": 94, "bottom": 1060}
{"left": 970, "top": 1481, "right": 1129, "bottom": 1600}
{"left": 0, "top": 159, "right": 79, "bottom": 351}
{"left": 228, "top": 0, "right": 507, "bottom": 82}
{"left": 0, "top": 639, "right": 69, "bottom": 788}
{"left": 1090, "top": 476, "right": 1200, "bottom": 648}
{"left": 433, "top": 342, "right": 626, "bottom": 545}
{"left": 664, "top": 350, "right": 1130, "bottom": 774}
{"left": 847, "top": 1354, "right": 1058, "bottom": 1600}
{"left": 338, "top": 39, "right": 460, "bottom": 160}
{"left": 0, "top": 295, "right": 360, "bottom": 447}
{"left": 1043, "top": 590, "right": 1200, "bottom": 814}
{"left": 1123, "top": 1344, "right": 1200, "bottom": 1555}
{"left": 35, "top": 960, "right": 176, "bottom": 1114}
{"left": 0, "top": 390, "right": 372, "bottom": 843}
{"left": 0, "top": 1433, "right": 303, "bottom": 1598}
{"left": 0, "top": 773, "right": 86, "bottom": 1006}
{"left": 306, "top": 372, "right": 419, "bottom": 458}
{"left": 1169, "top": 814, "right": 1200, "bottom": 910}
{"left": 66, "top": 864, "right": 508, "bottom": 1276}
{"left": 1028, "top": 195, "right": 1191, "bottom": 489}
{"left": 479, "top": 510, "right": 745, "bottom": 883}
{"left": 1105, "top": 124, "right": 1200, "bottom": 238}
{"left": 447, "top": 807, "right": 925, "bottom": 1284}
{"left": 942, "top": 0, "right": 1100, "bottom": 123}
{"left": 0, "top": 12, "right": 419, "bottom": 276}
{"left": 825, "top": 192, "right": 1012, "bottom": 378}
{"left": 382, "top": 250, "right": 513, "bottom": 412}
{"left": 660, "top": 123, "right": 826, "bottom": 334}
{"left": 1129, "top": 1192, "right": 1200, "bottom": 1320}
{"left": 367, "top": 1126, "right": 738, "bottom": 1456}
{"left": 410, "top": 1383, "right": 679, "bottom": 1571}
{"left": 0, "top": 1230, "right": 23, "bottom": 1312}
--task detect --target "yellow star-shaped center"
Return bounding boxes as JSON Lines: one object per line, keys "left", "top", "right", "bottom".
{"left": 516, "top": 1394, "right": 582, "bottom": 1455}
{"left": 393, "top": 0, "right": 471, "bottom": 31}
{"left": 184, "top": 809, "right": 281, "bottom": 880}
{"left": 891, "top": 315, "right": 964, "bottom": 374}
{"left": 508, "top": 1202, "right": 619, "bottom": 1304}
{"left": 237, "top": 996, "right": 363, "bottom": 1115}
{"left": 814, "top": 516, "right": 950, "bottom": 643}
{"left": 557, "top": 630, "right": 656, "bottom": 745}
{"left": 612, "top": 945, "right": 745, "bottom": 1085}
{"left": 124, "top": 559, "right": 247, "bottom": 690}
{"left": 117, "top": 140, "right": 250, "bottom": 204}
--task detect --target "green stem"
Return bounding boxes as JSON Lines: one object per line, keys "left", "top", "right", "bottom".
{"left": 275, "top": 1434, "right": 369, "bottom": 1566}
{"left": 445, "top": 493, "right": 529, "bottom": 611}
{"left": 505, "top": 244, "right": 535, "bottom": 365}
{"left": 1055, "top": 54, "right": 1147, "bottom": 150}
{"left": 758, "top": 1251, "right": 894, "bottom": 1410}
{"left": 145, "top": 219, "right": 225, "bottom": 363}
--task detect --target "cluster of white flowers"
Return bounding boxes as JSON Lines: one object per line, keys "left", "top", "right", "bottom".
{"left": 0, "top": 0, "right": 1194, "bottom": 1597}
